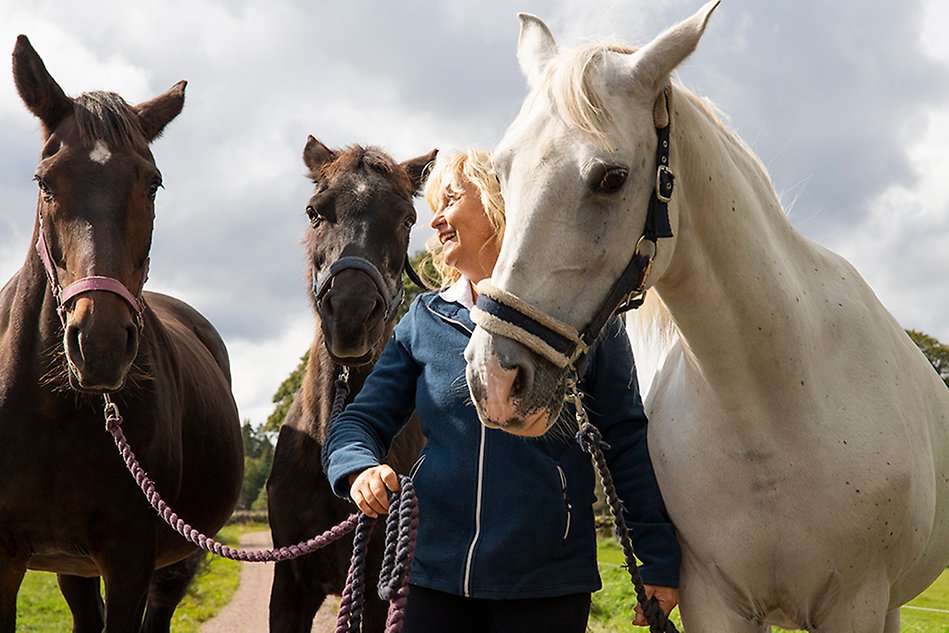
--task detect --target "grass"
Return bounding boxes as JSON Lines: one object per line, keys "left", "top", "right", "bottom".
{"left": 14, "top": 527, "right": 948, "bottom": 631}
{"left": 13, "top": 523, "right": 266, "bottom": 632}
{"left": 590, "top": 537, "right": 949, "bottom": 632}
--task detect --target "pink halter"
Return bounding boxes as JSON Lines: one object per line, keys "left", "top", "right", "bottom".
{"left": 35, "top": 212, "right": 147, "bottom": 330}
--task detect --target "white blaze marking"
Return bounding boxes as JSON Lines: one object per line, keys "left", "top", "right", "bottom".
{"left": 89, "top": 140, "right": 112, "bottom": 165}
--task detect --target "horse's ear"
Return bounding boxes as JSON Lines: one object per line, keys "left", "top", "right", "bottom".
{"left": 401, "top": 149, "right": 438, "bottom": 195}
{"left": 517, "top": 13, "right": 558, "bottom": 89}
{"left": 12, "top": 35, "right": 73, "bottom": 137}
{"left": 135, "top": 81, "right": 186, "bottom": 142}
{"left": 626, "top": 0, "right": 719, "bottom": 95}
{"left": 303, "top": 135, "right": 335, "bottom": 177}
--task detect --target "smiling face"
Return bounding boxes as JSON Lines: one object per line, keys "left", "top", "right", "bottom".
{"left": 430, "top": 178, "right": 500, "bottom": 283}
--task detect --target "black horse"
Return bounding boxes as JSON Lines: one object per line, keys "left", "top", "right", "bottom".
{"left": 266, "top": 138, "right": 432, "bottom": 632}
{"left": 0, "top": 36, "right": 243, "bottom": 632}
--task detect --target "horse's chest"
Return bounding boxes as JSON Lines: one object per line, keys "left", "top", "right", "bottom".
{"left": 648, "top": 383, "right": 927, "bottom": 594}
{"left": 0, "top": 405, "right": 172, "bottom": 546}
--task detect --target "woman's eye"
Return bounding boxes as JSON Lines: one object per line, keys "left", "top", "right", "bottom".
{"left": 595, "top": 167, "right": 628, "bottom": 194}
{"left": 306, "top": 205, "right": 323, "bottom": 227}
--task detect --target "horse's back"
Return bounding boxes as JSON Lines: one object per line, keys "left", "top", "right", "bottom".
{"left": 145, "top": 291, "right": 233, "bottom": 382}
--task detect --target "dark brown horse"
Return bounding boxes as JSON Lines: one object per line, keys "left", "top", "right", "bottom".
{"left": 266, "top": 138, "right": 432, "bottom": 632}
{"left": 0, "top": 36, "right": 243, "bottom": 632}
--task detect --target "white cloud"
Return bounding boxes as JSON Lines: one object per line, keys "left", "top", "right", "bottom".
{"left": 2, "top": 0, "right": 947, "bottom": 423}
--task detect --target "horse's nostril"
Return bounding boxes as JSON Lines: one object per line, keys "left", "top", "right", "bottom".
{"left": 66, "top": 325, "right": 83, "bottom": 366}
{"left": 125, "top": 323, "right": 139, "bottom": 358}
{"left": 367, "top": 295, "right": 385, "bottom": 323}
{"left": 502, "top": 359, "right": 534, "bottom": 401}
{"left": 320, "top": 295, "right": 336, "bottom": 323}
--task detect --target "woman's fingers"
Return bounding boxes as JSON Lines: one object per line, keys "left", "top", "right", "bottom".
{"left": 349, "top": 465, "right": 401, "bottom": 517}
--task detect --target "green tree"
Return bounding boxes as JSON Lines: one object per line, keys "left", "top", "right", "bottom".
{"left": 238, "top": 421, "right": 274, "bottom": 510}
{"left": 907, "top": 329, "right": 949, "bottom": 387}
{"left": 264, "top": 351, "right": 309, "bottom": 433}
{"left": 398, "top": 249, "right": 437, "bottom": 320}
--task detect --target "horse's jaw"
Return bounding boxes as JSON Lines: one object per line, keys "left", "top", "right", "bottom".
{"left": 465, "top": 327, "right": 566, "bottom": 436}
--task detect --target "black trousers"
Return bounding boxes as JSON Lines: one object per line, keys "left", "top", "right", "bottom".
{"left": 402, "top": 584, "right": 591, "bottom": 633}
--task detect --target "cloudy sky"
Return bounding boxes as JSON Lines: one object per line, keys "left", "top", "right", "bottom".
{"left": 3, "top": 0, "right": 948, "bottom": 425}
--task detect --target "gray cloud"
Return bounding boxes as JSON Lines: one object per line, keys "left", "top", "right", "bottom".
{"left": 2, "top": 0, "right": 947, "bottom": 422}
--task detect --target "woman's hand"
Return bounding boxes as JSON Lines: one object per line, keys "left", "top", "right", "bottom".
{"left": 348, "top": 465, "right": 400, "bottom": 518}
{"left": 632, "top": 585, "right": 679, "bottom": 627}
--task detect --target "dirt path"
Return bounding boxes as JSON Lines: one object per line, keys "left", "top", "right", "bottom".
{"left": 200, "top": 531, "right": 338, "bottom": 633}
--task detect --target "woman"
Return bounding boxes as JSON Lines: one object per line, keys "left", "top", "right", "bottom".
{"left": 324, "top": 149, "right": 680, "bottom": 631}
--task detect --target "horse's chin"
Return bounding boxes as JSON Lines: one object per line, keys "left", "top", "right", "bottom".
{"left": 479, "top": 407, "right": 557, "bottom": 437}
{"left": 67, "top": 367, "right": 126, "bottom": 395}
{"left": 324, "top": 333, "right": 383, "bottom": 367}
{"left": 326, "top": 348, "right": 375, "bottom": 367}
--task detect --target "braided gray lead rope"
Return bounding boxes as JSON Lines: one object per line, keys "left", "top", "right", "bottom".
{"left": 336, "top": 475, "right": 419, "bottom": 633}
{"left": 566, "top": 379, "right": 679, "bottom": 633}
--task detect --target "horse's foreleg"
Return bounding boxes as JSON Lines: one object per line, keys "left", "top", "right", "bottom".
{"left": 676, "top": 556, "right": 770, "bottom": 633}
{"left": 811, "top": 580, "right": 890, "bottom": 633}
{"left": 269, "top": 559, "right": 326, "bottom": 633}
{"left": 0, "top": 558, "right": 26, "bottom": 633}
{"left": 57, "top": 574, "right": 104, "bottom": 633}
{"left": 98, "top": 542, "right": 154, "bottom": 633}
{"left": 141, "top": 551, "right": 205, "bottom": 633}
{"left": 883, "top": 608, "right": 900, "bottom": 633}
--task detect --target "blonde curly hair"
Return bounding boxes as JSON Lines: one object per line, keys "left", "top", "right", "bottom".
{"left": 421, "top": 149, "right": 505, "bottom": 288}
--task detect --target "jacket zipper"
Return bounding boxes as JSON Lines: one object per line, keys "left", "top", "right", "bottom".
{"left": 556, "top": 464, "right": 572, "bottom": 540}
{"left": 463, "top": 422, "right": 486, "bottom": 596}
{"left": 425, "top": 302, "right": 483, "bottom": 595}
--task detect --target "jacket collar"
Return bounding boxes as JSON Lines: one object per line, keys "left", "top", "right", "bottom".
{"left": 424, "top": 280, "right": 476, "bottom": 332}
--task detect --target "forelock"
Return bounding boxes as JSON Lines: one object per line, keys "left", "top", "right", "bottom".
{"left": 72, "top": 91, "right": 147, "bottom": 150}
{"left": 529, "top": 43, "right": 637, "bottom": 148}
{"left": 321, "top": 145, "right": 414, "bottom": 199}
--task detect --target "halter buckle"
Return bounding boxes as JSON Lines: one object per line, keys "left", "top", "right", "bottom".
{"left": 656, "top": 164, "right": 675, "bottom": 203}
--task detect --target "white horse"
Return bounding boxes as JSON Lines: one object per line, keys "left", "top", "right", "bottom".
{"left": 464, "top": 3, "right": 949, "bottom": 631}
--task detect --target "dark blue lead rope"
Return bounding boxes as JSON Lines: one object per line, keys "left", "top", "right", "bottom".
{"left": 568, "top": 381, "right": 679, "bottom": 633}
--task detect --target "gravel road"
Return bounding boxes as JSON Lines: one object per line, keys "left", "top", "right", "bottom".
{"left": 199, "top": 531, "right": 338, "bottom": 633}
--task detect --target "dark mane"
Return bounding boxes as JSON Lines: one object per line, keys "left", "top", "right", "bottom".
{"left": 320, "top": 145, "right": 414, "bottom": 199}
{"left": 72, "top": 91, "right": 146, "bottom": 149}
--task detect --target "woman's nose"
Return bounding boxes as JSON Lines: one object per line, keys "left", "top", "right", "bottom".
{"left": 430, "top": 210, "right": 445, "bottom": 230}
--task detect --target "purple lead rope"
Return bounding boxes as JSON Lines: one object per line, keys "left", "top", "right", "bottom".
{"left": 102, "top": 395, "right": 359, "bottom": 561}
{"left": 102, "top": 393, "right": 418, "bottom": 633}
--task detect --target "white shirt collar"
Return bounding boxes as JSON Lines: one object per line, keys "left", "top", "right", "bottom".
{"left": 439, "top": 276, "right": 475, "bottom": 309}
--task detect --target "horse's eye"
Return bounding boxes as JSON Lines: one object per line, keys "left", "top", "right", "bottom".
{"left": 306, "top": 205, "right": 323, "bottom": 228}
{"left": 147, "top": 181, "right": 162, "bottom": 200}
{"left": 402, "top": 216, "right": 416, "bottom": 231}
{"left": 595, "top": 167, "right": 628, "bottom": 194}
{"left": 34, "top": 176, "right": 54, "bottom": 202}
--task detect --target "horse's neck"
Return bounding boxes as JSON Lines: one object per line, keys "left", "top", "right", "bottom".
{"left": 654, "top": 92, "right": 821, "bottom": 396}
{"left": 0, "top": 222, "right": 65, "bottom": 386}
{"left": 302, "top": 314, "right": 395, "bottom": 444}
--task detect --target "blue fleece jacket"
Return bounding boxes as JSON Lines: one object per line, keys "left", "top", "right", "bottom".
{"left": 324, "top": 290, "right": 680, "bottom": 599}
